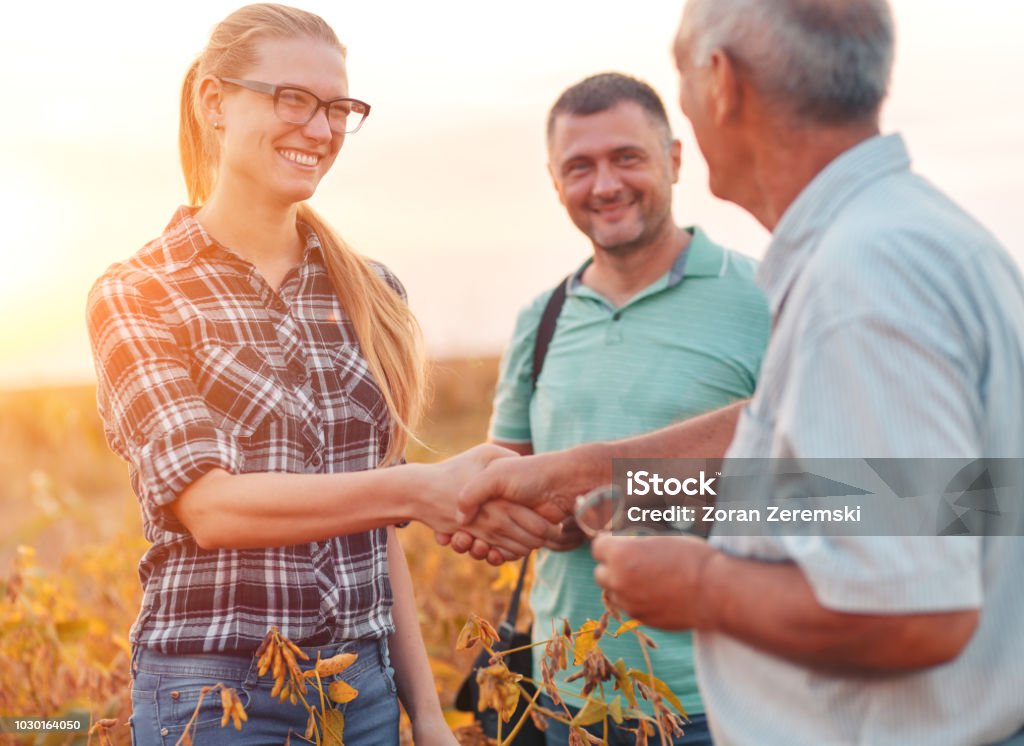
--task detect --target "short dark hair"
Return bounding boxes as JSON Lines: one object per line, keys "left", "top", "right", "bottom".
{"left": 546, "top": 72, "right": 672, "bottom": 145}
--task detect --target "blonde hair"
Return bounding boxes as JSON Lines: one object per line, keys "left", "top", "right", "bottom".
{"left": 179, "top": 3, "right": 426, "bottom": 465}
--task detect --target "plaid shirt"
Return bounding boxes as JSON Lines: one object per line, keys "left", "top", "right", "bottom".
{"left": 87, "top": 207, "right": 398, "bottom": 654}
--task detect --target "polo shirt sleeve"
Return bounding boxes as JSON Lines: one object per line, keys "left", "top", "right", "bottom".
{"left": 729, "top": 252, "right": 771, "bottom": 392}
{"left": 488, "top": 294, "right": 548, "bottom": 445}
{"left": 87, "top": 270, "right": 244, "bottom": 534}
{"left": 770, "top": 310, "right": 984, "bottom": 613}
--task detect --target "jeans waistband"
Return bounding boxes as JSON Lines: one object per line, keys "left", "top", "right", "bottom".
{"left": 132, "top": 636, "right": 388, "bottom": 687}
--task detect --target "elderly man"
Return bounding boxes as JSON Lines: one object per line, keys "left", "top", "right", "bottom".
{"left": 456, "top": 1, "right": 1024, "bottom": 743}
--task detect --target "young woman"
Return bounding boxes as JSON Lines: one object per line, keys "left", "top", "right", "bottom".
{"left": 87, "top": 4, "right": 550, "bottom": 744}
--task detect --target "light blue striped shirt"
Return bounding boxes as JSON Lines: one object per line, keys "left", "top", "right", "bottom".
{"left": 701, "top": 134, "right": 1024, "bottom": 745}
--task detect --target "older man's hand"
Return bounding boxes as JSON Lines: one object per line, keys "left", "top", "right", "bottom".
{"left": 457, "top": 448, "right": 605, "bottom": 524}
{"left": 591, "top": 534, "right": 717, "bottom": 630}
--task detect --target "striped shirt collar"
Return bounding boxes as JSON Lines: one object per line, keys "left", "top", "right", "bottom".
{"left": 758, "top": 133, "right": 911, "bottom": 316}
{"left": 568, "top": 225, "right": 727, "bottom": 297}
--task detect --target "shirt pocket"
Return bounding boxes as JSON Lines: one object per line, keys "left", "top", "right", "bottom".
{"left": 193, "top": 345, "right": 285, "bottom": 438}
{"left": 322, "top": 344, "right": 390, "bottom": 431}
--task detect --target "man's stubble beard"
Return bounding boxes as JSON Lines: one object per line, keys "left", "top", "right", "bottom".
{"left": 591, "top": 209, "right": 673, "bottom": 258}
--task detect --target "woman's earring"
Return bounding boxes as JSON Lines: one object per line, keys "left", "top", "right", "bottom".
{"left": 213, "top": 121, "right": 222, "bottom": 129}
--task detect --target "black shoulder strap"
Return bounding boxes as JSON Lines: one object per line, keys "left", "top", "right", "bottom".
{"left": 531, "top": 275, "right": 570, "bottom": 390}
{"left": 499, "top": 278, "right": 565, "bottom": 634}
{"left": 498, "top": 554, "right": 531, "bottom": 642}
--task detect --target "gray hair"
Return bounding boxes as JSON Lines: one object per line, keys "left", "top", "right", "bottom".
{"left": 678, "top": 0, "right": 894, "bottom": 123}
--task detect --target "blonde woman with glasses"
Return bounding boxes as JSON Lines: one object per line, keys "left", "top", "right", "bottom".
{"left": 87, "top": 4, "right": 553, "bottom": 744}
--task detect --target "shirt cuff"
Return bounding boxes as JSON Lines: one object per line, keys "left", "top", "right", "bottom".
{"left": 784, "top": 535, "right": 983, "bottom": 613}
{"left": 133, "top": 423, "right": 244, "bottom": 533}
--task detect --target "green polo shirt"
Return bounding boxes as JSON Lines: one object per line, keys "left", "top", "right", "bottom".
{"left": 489, "top": 226, "right": 770, "bottom": 715}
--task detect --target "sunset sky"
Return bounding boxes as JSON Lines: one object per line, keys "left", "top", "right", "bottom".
{"left": 2, "top": 0, "right": 1022, "bottom": 387}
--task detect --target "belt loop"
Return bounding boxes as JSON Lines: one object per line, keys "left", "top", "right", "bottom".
{"left": 244, "top": 648, "right": 261, "bottom": 688}
{"left": 378, "top": 636, "right": 391, "bottom": 670}
{"left": 130, "top": 644, "right": 141, "bottom": 677}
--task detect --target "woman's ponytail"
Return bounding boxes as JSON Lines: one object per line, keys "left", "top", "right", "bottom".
{"left": 178, "top": 59, "right": 213, "bottom": 205}
{"left": 298, "top": 204, "right": 427, "bottom": 465}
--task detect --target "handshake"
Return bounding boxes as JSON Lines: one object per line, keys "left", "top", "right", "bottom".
{"left": 410, "top": 401, "right": 744, "bottom": 564}
{"left": 412, "top": 443, "right": 598, "bottom": 565}
{"left": 409, "top": 442, "right": 717, "bottom": 631}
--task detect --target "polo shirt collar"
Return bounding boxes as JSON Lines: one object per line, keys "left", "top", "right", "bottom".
{"left": 568, "top": 225, "right": 724, "bottom": 305}
{"left": 758, "top": 133, "right": 911, "bottom": 316}
{"left": 680, "top": 226, "right": 728, "bottom": 280}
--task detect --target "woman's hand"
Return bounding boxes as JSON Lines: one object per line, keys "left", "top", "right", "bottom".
{"left": 436, "top": 513, "right": 582, "bottom": 565}
{"left": 413, "top": 444, "right": 518, "bottom": 530}
{"left": 415, "top": 445, "right": 557, "bottom": 559}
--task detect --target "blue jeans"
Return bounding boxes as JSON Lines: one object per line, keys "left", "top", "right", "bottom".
{"left": 539, "top": 693, "right": 712, "bottom": 746}
{"left": 129, "top": 637, "right": 399, "bottom": 746}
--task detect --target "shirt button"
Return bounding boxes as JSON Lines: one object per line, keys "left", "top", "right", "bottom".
{"left": 310, "top": 453, "right": 323, "bottom": 468}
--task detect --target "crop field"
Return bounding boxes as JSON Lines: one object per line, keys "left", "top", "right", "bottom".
{"left": 0, "top": 357, "right": 523, "bottom": 744}
{"left": 0, "top": 357, "right": 687, "bottom": 746}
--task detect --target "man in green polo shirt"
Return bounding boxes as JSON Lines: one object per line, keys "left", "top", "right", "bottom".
{"left": 487, "top": 73, "right": 770, "bottom": 745}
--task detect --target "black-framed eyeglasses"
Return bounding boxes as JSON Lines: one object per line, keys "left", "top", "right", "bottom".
{"left": 219, "top": 77, "right": 371, "bottom": 134}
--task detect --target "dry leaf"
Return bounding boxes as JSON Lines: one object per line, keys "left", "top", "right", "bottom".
{"left": 456, "top": 613, "right": 500, "bottom": 651}
{"left": 629, "top": 671, "right": 688, "bottom": 718}
{"left": 572, "top": 620, "right": 601, "bottom": 665}
{"left": 322, "top": 709, "right": 345, "bottom": 746}
{"left": 608, "top": 695, "right": 624, "bottom": 724}
{"left": 328, "top": 679, "right": 359, "bottom": 704}
{"left": 613, "top": 659, "right": 639, "bottom": 710}
{"left": 611, "top": 620, "right": 641, "bottom": 637}
{"left": 571, "top": 698, "right": 608, "bottom": 727}
{"left": 475, "top": 662, "right": 522, "bottom": 722}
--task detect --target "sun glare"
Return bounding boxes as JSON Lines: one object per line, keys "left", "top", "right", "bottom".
{"left": 0, "top": 186, "right": 48, "bottom": 308}
{"left": 0, "top": 0, "right": 1021, "bottom": 385}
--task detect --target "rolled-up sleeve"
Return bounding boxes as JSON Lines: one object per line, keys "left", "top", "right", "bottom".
{"left": 87, "top": 270, "right": 243, "bottom": 533}
{"left": 782, "top": 534, "right": 982, "bottom": 614}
